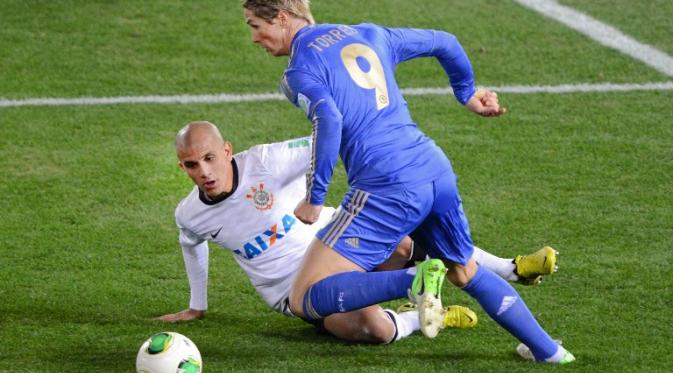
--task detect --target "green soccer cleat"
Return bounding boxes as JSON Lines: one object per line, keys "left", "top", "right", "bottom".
{"left": 397, "top": 302, "right": 478, "bottom": 329}
{"left": 514, "top": 246, "right": 559, "bottom": 285}
{"left": 409, "top": 259, "right": 447, "bottom": 338}
{"left": 516, "top": 341, "right": 575, "bottom": 364}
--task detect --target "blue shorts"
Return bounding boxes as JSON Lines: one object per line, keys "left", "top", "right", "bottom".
{"left": 316, "top": 172, "right": 474, "bottom": 271}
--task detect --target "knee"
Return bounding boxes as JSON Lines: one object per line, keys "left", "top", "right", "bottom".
{"left": 362, "top": 318, "right": 396, "bottom": 344}
{"left": 355, "top": 309, "right": 397, "bottom": 344}
{"left": 448, "top": 269, "right": 471, "bottom": 287}
{"left": 334, "top": 316, "right": 394, "bottom": 344}
{"left": 446, "top": 259, "right": 478, "bottom": 287}
{"left": 322, "top": 308, "right": 396, "bottom": 343}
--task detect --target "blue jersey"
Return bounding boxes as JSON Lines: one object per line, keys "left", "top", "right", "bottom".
{"left": 281, "top": 23, "right": 476, "bottom": 205}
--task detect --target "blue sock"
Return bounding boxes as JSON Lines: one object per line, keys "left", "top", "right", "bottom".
{"left": 302, "top": 269, "right": 414, "bottom": 320}
{"left": 463, "top": 265, "right": 558, "bottom": 360}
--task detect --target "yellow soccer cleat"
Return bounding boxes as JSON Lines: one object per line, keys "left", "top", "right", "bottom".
{"left": 396, "top": 302, "right": 418, "bottom": 313}
{"left": 442, "top": 305, "right": 478, "bottom": 329}
{"left": 514, "top": 246, "right": 558, "bottom": 285}
{"left": 397, "top": 302, "right": 477, "bottom": 329}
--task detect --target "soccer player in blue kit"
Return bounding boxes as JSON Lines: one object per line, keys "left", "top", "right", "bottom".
{"left": 243, "top": 0, "right": 574, "bottom": 363}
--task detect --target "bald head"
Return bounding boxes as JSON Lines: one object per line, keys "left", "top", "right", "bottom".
{"left": 175, "top": 121, "right": 234, "bottom": 198}
{"left": 175, "top": 121, "right": 224, "bottom": 152}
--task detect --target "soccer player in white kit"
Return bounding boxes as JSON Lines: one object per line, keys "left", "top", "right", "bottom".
{"left": 158, "top": 121, "right": 558, "bottom": 344}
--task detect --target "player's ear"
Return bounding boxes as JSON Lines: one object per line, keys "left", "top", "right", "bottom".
{"left": 277, "top": 10, "right": 289, "bottom": 27}
{"left": 178, "top": 161, "right": 185, "bottom": 171}
{"left": 223, "top": 141, "right": 233, "bottom": 159}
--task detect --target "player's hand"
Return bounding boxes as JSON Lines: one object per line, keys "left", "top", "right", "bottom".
{"left": 465, "top": 89, "right": 506, "bottom": 117}
{"left": 294, "top": 200, "right": 323, "bottom": 224}
{"left": 156, "top": 309, "right": 205, "bottom": 323}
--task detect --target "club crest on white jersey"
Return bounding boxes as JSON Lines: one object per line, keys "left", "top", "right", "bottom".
{"left": 245, "top": 182, "right": 274, "bottom": 211}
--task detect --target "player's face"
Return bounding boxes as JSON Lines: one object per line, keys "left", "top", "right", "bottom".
{"left": 244, "top": 9, "right": 289, "bottom": 56}
{"left": 178, "top": 139, "right": 234, "bottom": 199}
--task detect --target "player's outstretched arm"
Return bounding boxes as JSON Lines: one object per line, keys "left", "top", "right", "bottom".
{"left": 157, "top": 309, "right": 205, "bottom": 323}
{"left": 465, "top": 89, "right": 507, "bottom": 117}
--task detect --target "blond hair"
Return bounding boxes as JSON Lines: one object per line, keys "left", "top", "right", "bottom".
{"left": 243, "top": 0, "right": 315, "bottom": 24}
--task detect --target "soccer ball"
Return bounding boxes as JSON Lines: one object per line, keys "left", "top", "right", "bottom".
{"left": 136, "top": 332, "right": 202, "bottom": 373}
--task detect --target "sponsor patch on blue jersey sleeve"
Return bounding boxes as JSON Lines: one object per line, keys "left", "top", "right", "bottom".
{"left": 297, "top": 92, "right": 311, "bottom": 116}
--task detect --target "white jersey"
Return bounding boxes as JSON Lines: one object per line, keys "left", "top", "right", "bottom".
{"left": 175, "top": 138, "right": 334, "bottom": 316}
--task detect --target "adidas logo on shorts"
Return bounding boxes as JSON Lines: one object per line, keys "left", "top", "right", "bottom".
{"left": 345, "top": 237, "right": 360, "bottom": 248}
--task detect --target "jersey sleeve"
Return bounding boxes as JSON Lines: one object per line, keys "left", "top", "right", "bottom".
{"left": 261, "top": 137, "right": 312, "bottom": 185}
{"left": 176, "top": 211, "right": 209, "bottom": 311}
{"left": 181, "top": 240, "right": 209, "bottom": 311}
{"left": 385, "top": 26, "right": 476, "bottom": 104}
{"left": 284, "top": 68, "right": 342, "bottom": 205}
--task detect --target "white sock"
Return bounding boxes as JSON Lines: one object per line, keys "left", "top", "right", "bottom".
{"left": 384, "top": 309, "right": 420, "bottom": 342}
{"left": 472, "top": 246, "right": 519, "bottom": 282}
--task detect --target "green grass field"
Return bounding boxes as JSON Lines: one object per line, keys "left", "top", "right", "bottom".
{"left": 1, "top": 0, "right": 672, "bottom": 371}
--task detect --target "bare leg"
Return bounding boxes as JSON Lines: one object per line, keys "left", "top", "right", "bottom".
{"left": 289, "top": 238, "right": 405, "bottom": 344}
{"left": 375, "top": 236, "right": 413, "bottom": 271}
{"left": 322, "top": 306, "right": 395, "bottom": 343}
{"left": 289, "top": 238, "right": 366, "bottom": 318}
